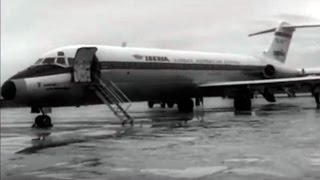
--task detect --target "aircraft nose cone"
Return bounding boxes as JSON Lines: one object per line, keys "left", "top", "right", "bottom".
{"left": 1, "top": 80, "right": 16, "bottom": 100}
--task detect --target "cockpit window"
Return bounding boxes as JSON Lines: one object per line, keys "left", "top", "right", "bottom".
{"left": 34, "top": 58, "right": 43, "bottom": 64}
{"left": 56, "top": 57, "right": 66, "bottom": 65}
{"left": 67, "top": 58, "right": 74, "bottom": 66}
{"left": 43, "top": 57, "right": 55, "bottom": 64}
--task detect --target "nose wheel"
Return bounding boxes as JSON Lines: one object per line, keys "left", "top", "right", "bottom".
{"left": 32, "top": 115, "right": 53, "bottom": 128}
{"left": 31, "top": 107, "right": 53, "bottom": 128}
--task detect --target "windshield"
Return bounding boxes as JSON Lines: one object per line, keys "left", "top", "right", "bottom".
{"left": 56, "top": 57, "right": 66, "bottom": 65}
{"left": 33, "top": 57, "right": 73, "bottom": 67}
{"left": 34, "top": 58, "right": 43, "bottom": 64}
{"left": 42, "top": 57, "right": 55, "bottom": 64}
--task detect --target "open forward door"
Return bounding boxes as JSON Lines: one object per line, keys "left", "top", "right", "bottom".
{"left": 73, "top": 47, "right": 98, "bottom": 83}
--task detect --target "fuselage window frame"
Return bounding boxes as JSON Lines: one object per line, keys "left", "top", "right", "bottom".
{"left": 67, "top": 58, "right": 75, "bottom": 67}
{"left": 42, "top": 57, "right": 56, "bottom": 64}
{"left": 56, "top": 57, "right": 66, "bottom": 66}
{"left": 35, "top": 58, "right": 43, "bottom": 65}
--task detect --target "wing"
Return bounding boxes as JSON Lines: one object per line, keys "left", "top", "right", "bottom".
{"left": 199, "top": 76, "right": 320, "bottom": 96}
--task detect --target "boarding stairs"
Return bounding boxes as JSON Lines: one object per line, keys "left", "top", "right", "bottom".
{"left": 92, "top": 74, "right": 133, "bottom": 126}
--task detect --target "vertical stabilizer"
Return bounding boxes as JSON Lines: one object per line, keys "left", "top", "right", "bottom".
{"left": 249, "top": 22, "right": 320, "bottom": 64}
{"left": 264, "top": 22, "right": 294, "bottom": 63}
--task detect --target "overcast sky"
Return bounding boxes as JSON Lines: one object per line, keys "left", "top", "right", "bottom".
{"left": 1, "top": 0, "right": 320, "bottom": 83}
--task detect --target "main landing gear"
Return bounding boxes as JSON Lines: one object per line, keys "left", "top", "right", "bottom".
{"left": 177, "top": 98, "right": 194, "bottom": 113}
{"left": 148, "top": 98, "right": 198, "bottom": 113}
{"left": 312, "top": 85, "right": 320, "bottom": 109}
{"left": 148, "top": 100, "right": 175, "bottom": 109}
{"left": 32, "top": 108, "right": 53, "bottom": 128}
{"left": 233, "top": 90, "right": 252, "bottom": 112}
{"left": 314, "top": 92, "right": 320, "bottom": 109}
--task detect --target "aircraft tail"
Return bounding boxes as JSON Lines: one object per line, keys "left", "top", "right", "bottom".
{"left": 249, "top": 21, "right": 320, "bottom": 63}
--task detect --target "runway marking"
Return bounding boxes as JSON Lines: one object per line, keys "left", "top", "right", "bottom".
{"left": 15, "top": 127, "right": 120, "bottom": 153}
{"left": 7, "top": 164, "right": 26, "bottom": 170}
{"left": 139, "top": 166, "right": 228, "bottom": 178}
{"left": 1, "top": 137, "right": 31, "bottom": 153}
{"left": 224, "top": 167, "right": 285, "bottom": 177}
{"left": 112, "top": 168, "right": 133, "bottom": 172}
{"left": 24, "top": 170, "right": 73, "bottom": 179}
{"left": 53, "top": 162, "right": 68, "bottom": 166}
{"left": 309, "top": 153, "right": 320, "bottom": 166}
{"left": 37, "top": 173, "right": 73, "bottom": 180}
{"left": 0, "top": 133, "right": 23, "bottom": 137}
{"left": 224, "top": 157, "right": 264, "bottom": 163}
{"left": 310, "top": 159, "right": 320, "bottom": 166}
{"left": 0, "top": 123, "right": 33, "bottom": 128}
{"left": 23, "top": 171, "right": 44, "bottom": 176}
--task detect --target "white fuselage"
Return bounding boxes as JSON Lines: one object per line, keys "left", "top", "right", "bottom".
{"left": 6, "top": 45, "right": 277, "bottom": 107}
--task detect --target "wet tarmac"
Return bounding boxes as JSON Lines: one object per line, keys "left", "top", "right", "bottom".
{"left": 1, "top": 97, "right": 320, "bottom": 180}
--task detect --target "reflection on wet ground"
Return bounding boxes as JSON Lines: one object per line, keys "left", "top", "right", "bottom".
{"left": 1, "top": 97, "right": 320, "bottom": 180}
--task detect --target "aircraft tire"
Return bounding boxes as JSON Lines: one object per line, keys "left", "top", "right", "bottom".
{"left": 42, "top": 115, "right": 53, "bottom": 128}
{"left": 33, "top": 115, "right": 53, "bottom": 128}
{"left": 148, "top": 101, "right": 154, "bottom": 108}
{"left": 34, "top": 115, "right": 43, "bottom": 128}
{"left": 160, "top": 102, "right": 166, "bottom": 108}
{"left": 167, "top": 101, "right": 174, "bottom": 108}
{"left": 177, "top": 98, "right": 194, "bottom": 112}
{"left": 234, "top": 96, "right": 252, "bottom": 111}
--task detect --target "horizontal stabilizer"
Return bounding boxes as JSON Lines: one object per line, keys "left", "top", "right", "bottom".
{"left": 249, "top": 28, "right": 276, "bottom": 37}
{"left": 249, "top": 23, "right": 320, "bottom": 37}
{"left": 282, "top": 24, "right": 320, "bottom": 29}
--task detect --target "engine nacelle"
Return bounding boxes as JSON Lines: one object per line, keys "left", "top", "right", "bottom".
{"left": 263, "top": 64, "right": 300, "bottom": 79}
{"left": 1, "top": 73, "right": 75, "bottom": 106}
{"left": 1, "top": 79, "right": 27, "bottom": 101}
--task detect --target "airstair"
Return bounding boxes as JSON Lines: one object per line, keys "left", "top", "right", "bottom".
{"left": 72, "top": 47, "right": 133, "bottom": 126}
{"left": 92, "top": 74, "right": 134, "bottom": 126}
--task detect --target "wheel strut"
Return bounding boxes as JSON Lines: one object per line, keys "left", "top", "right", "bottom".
{"left": 314, "top": 92, "right": 320, "bottom": 109}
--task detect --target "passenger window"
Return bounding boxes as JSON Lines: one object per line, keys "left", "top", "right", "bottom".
{"left": 56, "top": 57, "right": 66, "bottom": 65}
{"left": 67, "top": 58, "right": 74, "bottom": 66}
{"left": 43, "top": 57, "right": 55, "bottom": 64}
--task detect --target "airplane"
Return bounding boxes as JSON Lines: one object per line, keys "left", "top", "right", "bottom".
{"left": 1, "top": 21, "right": 320, "bottom": 128}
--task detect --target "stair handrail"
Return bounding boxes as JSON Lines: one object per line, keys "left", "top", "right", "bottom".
{"left": 92, "top": 74, "right": 132, "bottom": 111}
{"left": 108, "top": 81, "right": 132, "bottom": 111}
{"left": 93, "top": 74, "right": 124, "bottom": 104}
{"left": 109, "top": 81, "right": 131, "bottom": 103}
{"left": 95, "top": 86, "right": 133, "bottom": 121}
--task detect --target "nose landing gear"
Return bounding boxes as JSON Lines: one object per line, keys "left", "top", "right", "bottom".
{"left": 32, "top": 115, "right": 52, "bottom": 128}
{"left": 31, "top": 107, "right": 53, "bottom": 128}
{"left": 177, "top": 98, "right": 194, "bottom": 112}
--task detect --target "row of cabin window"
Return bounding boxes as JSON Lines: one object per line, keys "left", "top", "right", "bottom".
{"left": 35, "top": 57, "right": 74, "bottom": 66}
{"left": 101, "top": 62, "right": 244, "bottom": 70}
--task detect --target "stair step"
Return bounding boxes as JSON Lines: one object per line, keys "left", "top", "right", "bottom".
{"left": 92, "top": 74, "right": 133, "bottom": 124}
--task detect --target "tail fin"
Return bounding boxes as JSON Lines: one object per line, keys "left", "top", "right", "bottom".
{"left": 249, "top": 21, "right": 320, "bottom": 63}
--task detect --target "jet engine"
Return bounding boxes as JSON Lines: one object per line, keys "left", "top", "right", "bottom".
{"left": 1, "top": 73, "right": 75, "bottom": 106}
{"left": 263, "top": 64, "right": 300, "bottom": 79}
{"left": 1, "top": 79, "right": 26, "bottom": 101}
